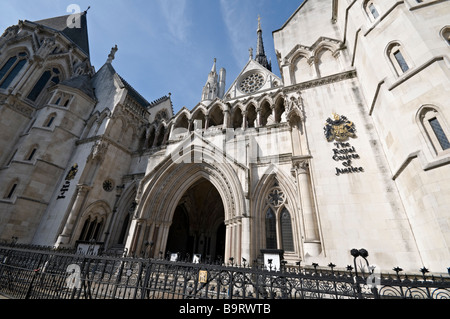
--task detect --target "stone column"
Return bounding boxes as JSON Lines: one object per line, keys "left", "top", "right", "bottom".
{"left": 235, "top": 219, "right": 242, "bottom": 263}
{"left": 204, "top": 115, "right": 210, "bottom": 130}
{"left": 223, "top": 109, "right": 230, "bottom": 130}
{"left": 56, "top": 185, "right": 91, "bottom": 247}
{"left": 242, "top": 111, "right": 247, "bottom": 130}
{"left": 125, "top": 218, "right": 147, "bottom": 257}
{"left": 224, "top": 220, "right": 232, "bottom": 262}
{"left": 256, "top": 107, "right": 261, "bottom": 128}
{"left": 294, "top": 160, "right": 321, "bottom": 257}
{"left": 241, "top": 216, "right": 251, "bottom": 265}
{"left": 271, "top": 106, "right": 276, "bottom": 123}
{"left": 158, "top": 222, "right": 171, "bottom": 258}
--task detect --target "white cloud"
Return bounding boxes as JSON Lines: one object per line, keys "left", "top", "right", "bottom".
{"left": 219, "top": 0, "right": 258, "bottom": 67}
{"left": 157, "top": 0, "right": 191, "bottom": 43}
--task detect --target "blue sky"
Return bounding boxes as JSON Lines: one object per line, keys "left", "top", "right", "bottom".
{"left": 0, "top": 0, "right": 303, "bottom": 114}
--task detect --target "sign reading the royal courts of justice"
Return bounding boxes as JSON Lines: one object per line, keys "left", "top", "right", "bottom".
{"left": 324, "top": 114, "right": 364, "bottom": 176}
{"left": 57, "top": 164, "right": 78, "bottom": 200}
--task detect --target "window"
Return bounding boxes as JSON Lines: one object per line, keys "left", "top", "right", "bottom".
{"left": 0, "top": 52, "right": 28, "bottom": 89}
{"left": 429, "top": 118, "right": 450, "bottom": 150}
{"left": 280, "top": 208, "right": 295, "bottom": 252}
{"left": 25, "top": 147, "right": 37, "bottom": 161}
{"left": 44, "top": 114, "right": 56, "bottom": 128}
{"left": 364, "top": 1, "right": 380, "bottom": 21}
{"left": 79, "top": 216, "right": 104, "bottom": 242}
{"left": 393, "top": 50, "right": 409, "bottom": 73}
{"left": 265, "top": 209, "right": 277, "bottom": 249}
{"left": 418, "top": 106, "right": 450, "bottom": 155}
{"left": 387, "top": 42, "right": 411, "bottom": 76}
{"left": 4, "top": 182, "right": 18, "bottom": 199}
{"left": 368, "top": 3, "right": 379, "bottom": 19}
{"left": 27, "top": 68, "right": 61, "bottom": 102}
{"left": 264, "top": 186, "right": 295, "bottom": 252}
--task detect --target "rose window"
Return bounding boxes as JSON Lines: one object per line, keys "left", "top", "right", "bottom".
{"left": 239, "top": 73, "right": 265, "bottom": 94}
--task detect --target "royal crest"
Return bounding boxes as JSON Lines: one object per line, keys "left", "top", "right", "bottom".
{"left": 65, "top": 164, "right": 79, "bottom": 181}
{"left": 324, "top": 114, "right": 356, "bottom": 142}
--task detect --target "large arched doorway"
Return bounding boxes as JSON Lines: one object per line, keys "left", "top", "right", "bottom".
{"left": 166, "top": 178, "right": 225, "bottom": 262}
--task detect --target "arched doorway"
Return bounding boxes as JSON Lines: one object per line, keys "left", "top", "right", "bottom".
{"left": 166, "top": 178, "right": 225, "bottom": 262}
{"left": 127, "top": 157, "right": 248, "bottom": 262}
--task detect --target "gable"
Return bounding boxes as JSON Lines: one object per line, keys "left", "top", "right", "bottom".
{"left": 31, "top": 13, "right": 90, "bottom": 57}
{"left": 224, "top": 59, "right": 283, "bottom": 101}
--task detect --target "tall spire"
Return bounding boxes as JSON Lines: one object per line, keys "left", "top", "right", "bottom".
{"left": 255, "top": 15, "right": 271, "bottom": 71}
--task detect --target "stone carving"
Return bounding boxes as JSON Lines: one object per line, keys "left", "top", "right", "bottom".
{"left": 106, "top": 45, "right": 118, "bottom": 64}
{"left": 89, "top": 140, "right": 109, "bottom": 161}
{"left": 324, "top": 113, "right": 356, "bottom": 142}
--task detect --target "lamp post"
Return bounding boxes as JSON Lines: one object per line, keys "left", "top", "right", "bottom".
{"left": 350, "top": 248, "right": 380, "bottom": 299}
{"left": 350, "top": 248, "right": 369, "bottom": 299}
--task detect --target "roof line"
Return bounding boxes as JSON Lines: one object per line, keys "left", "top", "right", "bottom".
{"left": 272, "top": 0, "right": 309, "bottom": 34}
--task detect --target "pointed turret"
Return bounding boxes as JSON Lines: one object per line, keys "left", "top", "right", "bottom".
{"left": 201, "top": 58, "right": 226, "bottom": 103}
{"left": 255, "top": 16, "right": 271, "bottom": 71}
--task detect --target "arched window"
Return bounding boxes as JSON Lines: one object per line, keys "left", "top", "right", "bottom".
{"left": 27, "top": 67, "right": 61, "bottom": 102}
{"left": 147, "top": 127, "right": 156, "bottom": 148}
{"left": 4, "top": 180, "right": 19, "bottom": 200}
{"left": 0, "top": 52, "right": 28, "bottom": 89}
{"left": 386, "top": 42, "right": 411, "bottom": 76}
{"left": 364, "top": 1, "right": 380, "bottom": 21}
{"left": 25, "top": 146, "right": 38, "bottom": 161}
{"left": 156, "top": 125, "right": 166, "bottom": 147}
{"left": 246, "top": 104, "right": 257, "bottom": 128}
{"left": 260, "top": 101, "right": 272, "bottom": 127}
{"left": 418, "top": 106, "right": 450, "bottom": 155}
{"left": 44, "top": 114, "right": 56, "bottom": 128}
{"left": 79, "top": 216, "right": 104, "bottom": 242}
{"left": 264, "top": 186, "right": 295, "bottom": 252}
{"left": 232, "top": 107, "right": 243, "bottom": 130}
{"left": 274, "top": 97, "right": 286, "bottom": 124}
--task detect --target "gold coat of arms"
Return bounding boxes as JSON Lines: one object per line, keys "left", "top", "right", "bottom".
{"left": 324, "top": 114, "right": 356, "bottom": 142}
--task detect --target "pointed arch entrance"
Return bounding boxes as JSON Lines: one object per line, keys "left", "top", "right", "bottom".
{"left": 166, "top": 178, "right": 225, "bottom": 262}
{"left": 127, "top": 143, "right": 248, "bottom": 262}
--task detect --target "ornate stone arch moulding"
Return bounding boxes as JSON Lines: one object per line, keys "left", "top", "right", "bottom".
{"left": 136, "top": 143, "right": 247, "bottom": 224}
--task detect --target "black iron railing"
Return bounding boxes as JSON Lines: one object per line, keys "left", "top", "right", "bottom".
{"left": 0, "top": 244, "right": 449, "bottom": 300}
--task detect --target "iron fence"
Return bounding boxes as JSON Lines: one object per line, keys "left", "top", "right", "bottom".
{"left": 0, "top": 244, "right": 449, "bottom": 300}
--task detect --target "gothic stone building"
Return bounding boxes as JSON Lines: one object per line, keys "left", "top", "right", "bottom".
{"left": 0, "top": 0, "right": 449, "bottom": 273}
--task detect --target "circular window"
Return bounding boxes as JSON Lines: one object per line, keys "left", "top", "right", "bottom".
{"left": 239, "top": 72, "right": 265, "bottom": 94}
{"left": 103, "top": 179, "right": 114, "bottom": 192}
{"left": 267, "top": 188, "right": 285, "bottom": 207}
